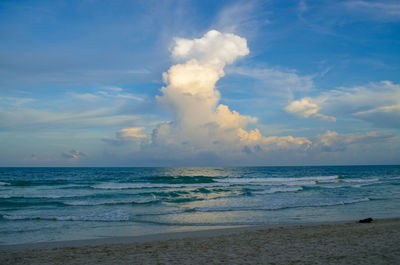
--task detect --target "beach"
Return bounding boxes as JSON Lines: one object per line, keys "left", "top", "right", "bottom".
{"left": 1, "top": 218, "right": 399, "bottom": 264}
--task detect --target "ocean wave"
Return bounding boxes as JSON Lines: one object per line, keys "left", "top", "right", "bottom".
{"left": 215, "top": 176, "right": 339, "bottom": 186}
{"left": 149, "top": 175, "right": 215, "bottom": 184}
{"left": 342, "top": 178, "right": 379, "bottom": 183}
{"left": 131, "top": 198, "right": 370, "bottom": 218}
{"left": 0, "top": 194, "right": 79, "bottom": 199}
{"left": 0, "top": 192, "right": 205, "bottom": 207}
{"left": 192, "top": 198, "right": 370, "bottom": 212}
{"left": 2, "top": 209, "right": 130, "bottom": 222}
{"left": 0, "top": 201, "right": 66, "bottom": 207}
{"left": 90, "top": 176, "right": 339, "bottom": 190}
{"left": 164, "top": 197, "right": 201, "bottom": 203}
{"left": 350, "top": 182, "right": 384, "bottom": 188}
{"left": 0, "top": 181, "right": 10, "bottom": 186}
{"left": 91, "top": 182, "right": 229, "bottom": 190}
{"left": 252, "top": 186, "right": 303, "bottom": 195}
{"left": 318, "top": 180, "right": 383, "bottom": 189}
{"left": 0, "top": 198, "right": 160, "bottom": 207}
{"left": 131, "top": 219, "right": 270, "bottom": 227}
{"left": 63, "top": 198, "right": 159, "bottom": 206}
{"left": 1, "top": 180, "right": 69, "bottom": 187}
{"left": 134, "top": 209, "right": 188, "bottom": 217}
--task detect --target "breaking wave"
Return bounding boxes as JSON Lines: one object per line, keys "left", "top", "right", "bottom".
{"left": 252, "top": 186, "right": 303, "bottom": 195}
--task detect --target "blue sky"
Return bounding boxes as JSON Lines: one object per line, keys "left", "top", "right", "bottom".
{"left": 0, "top": 0, "right": 399, "bottom": 166}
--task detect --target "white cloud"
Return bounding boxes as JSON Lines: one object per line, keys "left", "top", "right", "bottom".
{"left": 237, "top": 128, "right": 312, "bottom": 152}
{"left": 285, "top": 81, "right": 400, "bottom": 127}
{"left": 103, "top": 127, "right": 146, "bottom": 146}
{"left": 144, "top": 30, "right": 312, "bottom": 161}
{"left": 72, "top": 87, "right": 144, "bottom": 102}
{"left": 0, "top": 97, "right": 35, "bottom": 108}
{"left": 117, "top": 127, "right": 146, "bottom": 139}
{"left": 139, "top": 30, "right": 398, "bottom": 165}
{"left": 104, "top": 86, "right": 123, "bottom": 92}
{"left": 285, "top": 97, "right": 318, "bottom": 117}
{"left": 0, "top": 85, "right": 151, "bottom": 131}
{"left": 61, "top": 149, "right": 86, "bottom": 160}
{"left": 312, "top": 130, "right": 393, "bottom": 152}
{"left": 213, "top": 1, "right": 261, "bottom": 36}
{"left": 284, "top": 97, "right": 336, "bottom": 122}
{"left": 171, "top": 30, "right": 250, "bottom": 65}
{"left": 97, "top": 91, "right": 144, "bottom": 101}
{"left": 158, "top": 30, "right": 250, "bottom": 127}
{"left": 0, "top": 103, "right": 142, "bottom": 131}
{"left": 71, "top": 93, "right": 101, "bottom": 102}
{"left": 353, "top": 104, "right": 400, "bottom": 128}
{"left": 136, "top": 30, "right": 396, "bottom": 165}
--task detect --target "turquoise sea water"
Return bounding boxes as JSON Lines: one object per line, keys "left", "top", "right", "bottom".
{"left": 1, "top": 166, "right": 399, "bottom": 245}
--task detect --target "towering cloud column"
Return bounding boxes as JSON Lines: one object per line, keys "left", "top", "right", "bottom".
{"left": 157, "top": 30, "right": 250, "bottom": 127}
{"left": 152, "top": 30, "right": 310, "bottom": 158}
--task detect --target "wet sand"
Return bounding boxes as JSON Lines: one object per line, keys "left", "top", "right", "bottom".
{"left": 1, "top": 218, "right": 399, "bottom": 264}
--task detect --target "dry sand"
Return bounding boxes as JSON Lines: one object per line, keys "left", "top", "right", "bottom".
{"left": 1, "top": 218, "right": 399, "bottom": 264}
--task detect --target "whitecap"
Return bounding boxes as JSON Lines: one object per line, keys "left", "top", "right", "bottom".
{"left": 252, "top": 186, "right": 303, "bottom": 195}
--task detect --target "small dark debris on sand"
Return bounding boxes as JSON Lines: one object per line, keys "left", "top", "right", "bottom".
{"left": 359, "top": 218, "right": 373, "bottom": 223}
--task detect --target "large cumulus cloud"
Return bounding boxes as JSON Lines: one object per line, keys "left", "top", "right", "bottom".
{"left": 148, "top": 30, "right": 310, "bottom": 160}
{"left": 102, "top": 30, "right": 397, "bottom": 166}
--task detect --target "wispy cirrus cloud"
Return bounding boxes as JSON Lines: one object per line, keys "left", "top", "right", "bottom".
{"left": 0, "top": 90, "right": 147, "bottom": 131}
{"left": 0, "top": 97, "right": 35, "bottom": 108}
{"left": 353, "top": 104, "right": 400, "bottom": 129}
{"left": 344, "top": 1, "right": 400, "bottom": 21}
{"left": 227, "top": 66, "right": 315, "bottom": 100}
{"left": 70, "top": 87, "right": 145, "bottom": 103}
{"left": 213, "top": 0, "right": 266, "bottom": 37}
{"left": 294, "top": 0, "right": 400, "bottom": 40}
{"left": 0, "top": 84, "right": 154, "bottom": 132}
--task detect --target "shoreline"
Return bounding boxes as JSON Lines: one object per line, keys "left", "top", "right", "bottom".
{"left": 1, "top": 218, "right": 399, "bottom": 264}
{"left": 0, "top": 218, "right": 362, "bottom": 251}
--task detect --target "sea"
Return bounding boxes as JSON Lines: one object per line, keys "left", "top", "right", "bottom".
{"left": 1, "top": 166, "right": 399, "bottom": 245}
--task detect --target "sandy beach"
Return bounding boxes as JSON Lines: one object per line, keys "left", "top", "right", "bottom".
{"left": 1, "top": 218, "right": 399, "bottom": 264}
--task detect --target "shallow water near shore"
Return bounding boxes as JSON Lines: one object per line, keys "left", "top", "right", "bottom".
{"left": 1, "top": 165, "right": 399, "bottom": 245}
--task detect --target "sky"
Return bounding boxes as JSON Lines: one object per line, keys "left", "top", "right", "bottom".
{"left": 0, "top": 0, "right": 399, "bottom": 166}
